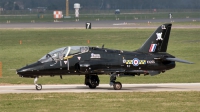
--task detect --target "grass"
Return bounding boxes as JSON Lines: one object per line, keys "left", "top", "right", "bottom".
{"left": 0, "top": 92, "right": 200, "bottom": 112}
{"left": 0, "top": 28, "right": 199, "bottom": 84}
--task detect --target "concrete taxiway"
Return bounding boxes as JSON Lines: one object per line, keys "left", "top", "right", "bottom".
{"left": 0, "top": 83, "right": 200, "bottom": 94}
{"left": 0, "top": 18, "right": 200, "bottom": 29}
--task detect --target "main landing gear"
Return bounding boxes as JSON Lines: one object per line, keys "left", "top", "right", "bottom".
{"left": 110, "top": 73, "right": 122, "bottom": 90}
{"left": 85, "top": 74, "right": 100, "bottom": 89}
{"left": 34, "top": 77, "right": 42, "bottom": 90}
{"left": 84, "top": 73, "right": 122, "bottom": 90}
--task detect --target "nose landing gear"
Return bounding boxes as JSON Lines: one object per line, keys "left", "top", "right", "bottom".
{"left": 110, "top": 73, "right": 122, "bottom": 90}
{"left": 34, "top": 77, "right": 42, "bottom": 90}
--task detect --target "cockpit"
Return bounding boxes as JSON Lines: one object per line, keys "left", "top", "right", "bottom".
{"left": 39, "top": 46, "right": 89, "bottom": 63}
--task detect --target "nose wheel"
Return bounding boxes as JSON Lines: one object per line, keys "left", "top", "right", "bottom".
{"left": 34, "top": 77, "right": 42, "bottom": 90}
{"left": 110, "top": 73, "right": 122, "bottom": 90}
{"left": 113, "top": 82, "right": 122, "bottom": 90}
{"left": 36, "top": 84, "right": 42, "bottom": 90}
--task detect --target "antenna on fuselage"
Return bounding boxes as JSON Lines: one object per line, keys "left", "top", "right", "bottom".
{"left": 102, "top": 44, "right": 104, "bottom": 48}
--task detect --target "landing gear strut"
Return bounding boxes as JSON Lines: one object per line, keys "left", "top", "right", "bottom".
{"left": 85, "top": 74, "right": 100, "bottom": 89}
{"left": 110, "top": 73, "right": 122, "bottom": 90}
{"left": 34, "top": 77, "right": 42, "bottom": 90}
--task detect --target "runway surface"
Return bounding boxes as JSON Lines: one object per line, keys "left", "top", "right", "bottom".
{"left": 0, "top": 83, "right": 200, "bottom": 94}
{"left": 0, "top": 18, "right": 200, "bottom": 29}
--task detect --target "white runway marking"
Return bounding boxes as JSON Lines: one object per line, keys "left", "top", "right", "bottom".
{"left": 0, "top": 83, "right": 200, "bottom": 94}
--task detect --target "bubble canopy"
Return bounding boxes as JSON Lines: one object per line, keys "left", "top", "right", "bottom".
{"left": 39, "top": 46, "right": 89, "bottom": 63}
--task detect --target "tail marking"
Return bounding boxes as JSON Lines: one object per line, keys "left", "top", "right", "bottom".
{"left": 149, "top": 44, "right": 157, "bottom": 52}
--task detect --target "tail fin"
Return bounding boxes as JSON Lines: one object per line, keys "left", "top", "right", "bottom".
{"left": 136, "top": 23, "right": 172, "bottom": 53}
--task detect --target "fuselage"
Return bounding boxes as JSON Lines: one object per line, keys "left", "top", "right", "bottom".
{"left": 17, "top": 46, "right": 175, "bottom": 78}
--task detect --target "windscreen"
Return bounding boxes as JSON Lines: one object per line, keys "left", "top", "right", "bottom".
{"left": 39, "top": 47, "right": 68, "bottom": 63}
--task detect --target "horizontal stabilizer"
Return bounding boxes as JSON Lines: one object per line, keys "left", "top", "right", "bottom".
{"left": 165, "top": 58, "right": 193, "bottom": 64}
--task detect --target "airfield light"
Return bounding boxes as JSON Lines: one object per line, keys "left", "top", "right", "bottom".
{"left": 87, "top": 40, "right": 90, "bottom": 44}
{"left": 19, "top": 40, "right": 22, "bottom": 44}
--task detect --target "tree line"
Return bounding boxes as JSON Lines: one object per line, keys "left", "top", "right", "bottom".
{"left": 0, "top": 0, "right": 200, "bottom": 10}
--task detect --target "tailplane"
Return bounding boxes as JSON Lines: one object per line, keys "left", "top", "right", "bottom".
{"left": 137, "top": 23, "right": 172, "bottom": 53}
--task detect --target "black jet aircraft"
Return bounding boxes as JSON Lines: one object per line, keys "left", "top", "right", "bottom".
{"left": 16, "top": 23, "right": 193, "bottom": 90}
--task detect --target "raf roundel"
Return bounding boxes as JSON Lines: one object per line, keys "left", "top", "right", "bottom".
{"left": 133, "top": 58, "right": 140, "bottom": 66}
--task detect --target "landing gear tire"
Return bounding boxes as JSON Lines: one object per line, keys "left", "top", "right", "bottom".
{"left": 113, "top": 82, "right": 122, "bottom": 90}
{"left": 85, "top": 74, "right": 99, "bottom": 89}
{"left": 36, "top": 84, "right": 42, "bottom": 90}
{"left": 88, "top": 84, "right": 96, "bottom": 89}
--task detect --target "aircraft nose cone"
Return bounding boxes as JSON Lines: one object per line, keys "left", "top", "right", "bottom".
{"left": 16, "top": 69, "right": 20, "bottom": 75}
{"left": 16, "top": 61, "right": 42, "bottom": 77}
{"left": 16, "top": 68, "right": 27, "bottom": 75}
{"left": 16, "top": 66, "right": 34, "bottom": 78}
